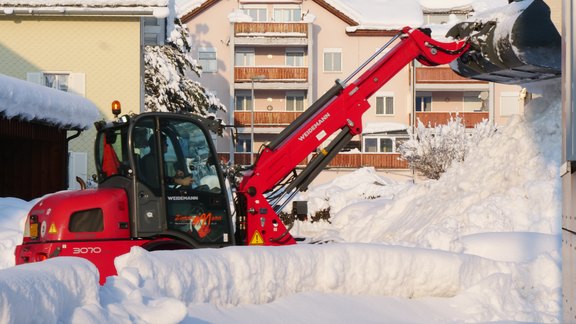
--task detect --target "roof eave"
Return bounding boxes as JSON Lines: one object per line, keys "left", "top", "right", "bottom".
{"left": 180, "top": 0, "right": 219, "bottom": 22}
{"left": 0, "top": 6, "right": 165, "bottom": 17}
{"left": 346, "top": 28, "right": 401, "bottom": 37}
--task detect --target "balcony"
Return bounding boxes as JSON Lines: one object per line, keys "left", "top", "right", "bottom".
{"left": 235, "top": 67, "right": 308, "bottom": 83}
{"left": 416, "top": 67, "right": 488, "bottom": 84}
{"left": 234, "top": 22, "right": 308, "bottom": 46}
{"left": 235, "top": 22, "right": 308, "bottom": 35}
{"left": 218, "top": 153, "right": 408, "bottom": 169}
{"left": 411, "top": 111, "right": 489, "bottom": 128}
{"left": 234, "top": 111, "right": 302, "bottom": 127}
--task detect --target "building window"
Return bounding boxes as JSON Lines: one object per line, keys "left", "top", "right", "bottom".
{"left": 236, "top": 136, "right": 252, "bottom": 153}
{"left": 235, "top": 91, "right": 252, "bottom": 111}
{"left": 286, "top": 50, "right": 304, "bottom": 67}
{"left": 286, "top": 91, "right": 305, "bottom": 111}
{"left": 323, "top": 49, "right": 342, "bottom": 72}
{"left": 241, "top": 6, "right": 267, "bottom": 21}
{"left": 235, "top": 49, "right": 255, "bottom": 67}
{"left": 463, "top": 91, "right": 483, "bottom": 112}
{"left": 363, "top": 136, "right": 407, "bottom": 153}
{"left": 416, "top": 93, "right": 432, "bottom": 112}
{"left": 375, "top": 93, "right": 394, "bottom": 115}
{"left": 143, "top": 17, "right": 165, "bottom": 45}
{"left": 199, "top": 48, "right": 217, "bottom": 73}
{"left": 27, "top": 72, "right": 85, "bottom": 96}
{"left": 44, "top": 73, "right": 69, "bottom": 92}
{"left": 273, "top": 6, "right": 301, "bottom": 22}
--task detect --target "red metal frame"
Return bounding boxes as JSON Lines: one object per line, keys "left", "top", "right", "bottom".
{"left": 238, "top": 27, "right": 469, "bottom": 246}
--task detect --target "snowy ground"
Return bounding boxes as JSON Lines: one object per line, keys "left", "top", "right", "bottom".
{"left": 0, "top": 79, "right": 562, "bottom": 323}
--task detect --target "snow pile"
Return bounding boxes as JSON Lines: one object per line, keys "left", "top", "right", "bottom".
{"left": 0, "top": 257, "right": 100, "bottom": 324}
{"left": 297, "top": 80, "right": 561, "bottom": 252}
{"left": 0, "top": 198, "right": 34, "bottom": 269}
{"left": 0, "top": 74, "right": 100, "bottom": 129}
{"left": 102, "top": 242, "right": 555, "bottom": 321}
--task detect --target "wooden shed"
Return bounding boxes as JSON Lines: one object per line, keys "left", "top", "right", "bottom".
{"left": 0, "top": 116, "right": 71, "bottom": 200}
{"left": 0, "top": 74, "right": 100, "bottom": 201}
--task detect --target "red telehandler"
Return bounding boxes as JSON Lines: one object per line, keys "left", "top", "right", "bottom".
{"left": 15, "top": 0, "right": 560, "bottom": 284}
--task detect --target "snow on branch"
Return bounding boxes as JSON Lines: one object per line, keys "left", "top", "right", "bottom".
{"left": 144, "top": 19, "right": 225, "bottom": 118}
{"left": 399, "top": 116, "right": 496, "bottom": 180}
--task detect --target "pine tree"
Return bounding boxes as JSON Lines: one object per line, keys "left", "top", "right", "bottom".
{"left": 144, "top": 19, "right": 225, "bottom": 117}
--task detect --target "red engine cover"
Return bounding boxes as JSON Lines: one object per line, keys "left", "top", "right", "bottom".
{"left": 15, "top": 188, "right": 149, "bottom": 284}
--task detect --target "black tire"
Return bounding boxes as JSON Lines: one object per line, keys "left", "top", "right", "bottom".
{"left": 143, "top": 239, "right": 194, "bottom": 251}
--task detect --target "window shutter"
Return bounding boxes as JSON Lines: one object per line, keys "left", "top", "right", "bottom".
{"left": 26, "top": 72, "right": 43, "bottom": 85}
{"left": 68, "top": 73, "right": 86, "bottom": 96}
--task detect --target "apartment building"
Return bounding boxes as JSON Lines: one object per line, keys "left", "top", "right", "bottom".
{"left": 180, "top": 0, "right": 525, "bottom": 177}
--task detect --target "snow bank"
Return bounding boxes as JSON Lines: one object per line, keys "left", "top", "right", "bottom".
{"left": 0, "top": 257, "right": 100, "bottom": 324}
{"left": 105, "top": 243, "right": 559, "bottom": 322}
{"left": 0, "top": 198, "right": 33, "bottom": 269}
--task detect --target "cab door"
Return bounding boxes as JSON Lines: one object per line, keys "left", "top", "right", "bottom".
{"left": 131, "top": 116, "right": 166, "bottom": 236}
{"left": 131, "top": 114, "right": 234, "bottom": 246}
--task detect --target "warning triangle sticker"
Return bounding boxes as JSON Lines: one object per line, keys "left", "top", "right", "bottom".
{"left": 249, "top": 230, "right": 264, "bottom": 245}
{"left": 48, "top": 223, "right": 58, "bottom": 234}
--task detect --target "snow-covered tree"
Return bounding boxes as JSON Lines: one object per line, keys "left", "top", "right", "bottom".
{"left": 144, "top": 19, "right": 225, "bottom": 117}
{"left": 399, "top": 117, "right": 496, "bottom": 179}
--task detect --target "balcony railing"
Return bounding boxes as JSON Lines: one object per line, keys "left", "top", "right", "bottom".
{"left": 416, "top": 67, "right": 488, "bottom": 83}
{"left": 218, "top": 153, "right": 408, "bottom": 169}
{"left": 411, "top": 111, "right": 489, "bottom": 128}
{"left": 234, "top": 22, "right": 308, "bottom": 36}
{"left": 326, "top": 153, "right": 408, "bottom": 169}
{"left": 235, "top": 67, "right": 308, "bottom": 82}
{"left": 234, "top": 111, "right": 302, "bottom": 126}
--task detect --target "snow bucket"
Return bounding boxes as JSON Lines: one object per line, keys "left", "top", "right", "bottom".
{"left": 447, "top": 0, "right": 561, "bottom": 84}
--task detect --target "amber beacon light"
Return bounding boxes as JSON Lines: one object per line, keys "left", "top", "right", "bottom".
{"left": 111, "top": 100, "right": 122, "bottom": 117}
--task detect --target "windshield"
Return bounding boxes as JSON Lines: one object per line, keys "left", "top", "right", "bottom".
{"left": 133, "top": 116, "right": 221, "bottom": 193}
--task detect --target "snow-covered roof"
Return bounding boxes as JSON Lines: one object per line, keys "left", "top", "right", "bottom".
{"left": 0, "top": 0, "right": 170, "bottom": 17}
{"left": 0, "top": 0, "right": 167, "bottom": 7}
{"left": 175, "top": 0, "right": 204, "bottom": 18}
{"left": 0, "top": 74, "right": 100, "bottom": 130}
{"left": 324, "top": 0, "right": 423, "bottom": 31}
{"left": 418, "top": 0, "right": 508, "bottom": 12}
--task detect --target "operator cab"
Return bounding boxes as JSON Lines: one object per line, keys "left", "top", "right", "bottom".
{"left": 95, "top": 113, "right": 234, "bottom": 248}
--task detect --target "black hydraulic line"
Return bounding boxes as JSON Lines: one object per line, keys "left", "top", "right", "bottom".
{"left": 268, "top": 81, "right": 344, "bottom": 151}
{"left": 284, "top": 129, "right": 354, "bottom": 193}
